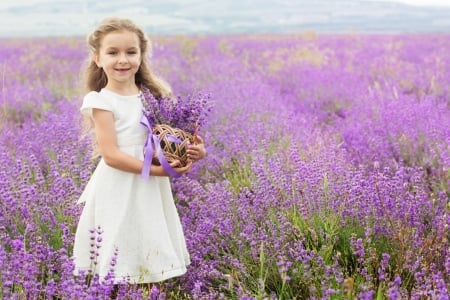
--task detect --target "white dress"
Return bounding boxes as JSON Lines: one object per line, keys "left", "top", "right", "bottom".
{"left": 73, "top": 88, "right": 190, "bottom": 284}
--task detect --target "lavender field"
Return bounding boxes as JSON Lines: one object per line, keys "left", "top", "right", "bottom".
{"left": 1, "top": 33, "right": 449, "bottom": 299}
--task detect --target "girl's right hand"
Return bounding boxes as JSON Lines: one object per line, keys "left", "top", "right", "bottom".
{"left": 169, "top": 160, "right": 192, "bottom": 175}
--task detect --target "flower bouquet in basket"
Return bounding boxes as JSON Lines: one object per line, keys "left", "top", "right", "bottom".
{"left": 139, "top": 86, "right": 212, "bottom": 178}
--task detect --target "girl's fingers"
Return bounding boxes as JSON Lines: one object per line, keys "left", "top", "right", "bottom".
{"left": 194, "top": 135, "right": 204, "bottom": 144}
{"left": 170, "top": 160, "right": 181, "bottom": 168}
{"left": 187, "top": 146, "right": 198, "bottom": 160}
{"left": 168, "top": 160, "right": 192, "bottom": 174}
{"left": 177, "top": 162, "right": 192, "bottom": 174}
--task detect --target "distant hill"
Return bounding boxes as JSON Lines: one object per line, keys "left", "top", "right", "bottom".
{"left": 0, "top": 0, "right": 449, "bottom": 37}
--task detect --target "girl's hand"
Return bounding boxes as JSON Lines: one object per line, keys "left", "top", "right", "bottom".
{"left": 187, "top": 135, "right": 206, "bottom": 162}
{"left": 169, "top": 160, "right": 192, "bottom": 175}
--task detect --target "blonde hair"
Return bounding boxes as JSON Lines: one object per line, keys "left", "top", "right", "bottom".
{"left": 84, "top": 17, "right": 171, "bottom": 97}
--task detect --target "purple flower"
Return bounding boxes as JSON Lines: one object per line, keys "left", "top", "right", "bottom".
{"left": 140, "top": 86, "right": 213, "bottom": 134}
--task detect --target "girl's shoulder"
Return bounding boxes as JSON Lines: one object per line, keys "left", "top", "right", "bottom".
{"left": 84, "top": 90, "right": 101, "bottom": 101}
{"left": 84, "top": 89, "right": 122, "bottom": 103}
{"left": 81, "top": 90, "right": 115, "bottom": 116}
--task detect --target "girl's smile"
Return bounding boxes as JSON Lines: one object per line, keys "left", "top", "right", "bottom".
{"left": 115, "top": 67, "right": 132, "bottom": 74}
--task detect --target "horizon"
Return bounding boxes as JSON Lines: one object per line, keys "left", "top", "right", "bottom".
{"left": 0, "top": 0, "right": 450, "bottom": 37}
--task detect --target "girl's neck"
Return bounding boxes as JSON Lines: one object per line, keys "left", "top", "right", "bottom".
{"left": 105, "top": 82, "right": 140, "bottom": 96}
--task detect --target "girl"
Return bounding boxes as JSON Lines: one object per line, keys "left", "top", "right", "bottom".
{"left": 73, "top": 17, "right": 206, "bottom": 284}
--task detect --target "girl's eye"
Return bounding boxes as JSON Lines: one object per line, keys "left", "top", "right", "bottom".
{"left": 107, "top": 51, "right": 117, "bottom": 55}
{"left": 128, "top": 51, "right": 137, "bottom": 55}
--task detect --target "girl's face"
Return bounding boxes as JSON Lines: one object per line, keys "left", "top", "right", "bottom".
{"left": 95, "top": 30, "right": 141, "bottom": 88}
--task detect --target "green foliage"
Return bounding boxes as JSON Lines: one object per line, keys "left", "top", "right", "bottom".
{"left": 223, "top": 157, "right": 255, "bottom": 195}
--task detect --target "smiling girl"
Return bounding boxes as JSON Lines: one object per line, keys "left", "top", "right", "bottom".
{"left": 72, "top": 17, "right": 205, "bottom": 286}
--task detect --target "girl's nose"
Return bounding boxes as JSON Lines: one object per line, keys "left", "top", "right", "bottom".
{"left": 118, "top": 53, "right": 127, "bottom": 63}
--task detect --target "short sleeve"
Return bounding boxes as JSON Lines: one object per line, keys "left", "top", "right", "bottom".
{"left": 80, "top": 91, "right": 114, "bottom": 117}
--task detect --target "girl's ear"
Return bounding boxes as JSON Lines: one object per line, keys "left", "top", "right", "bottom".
{"left": 93, "top": 54, "right": 102, "bottom": 68}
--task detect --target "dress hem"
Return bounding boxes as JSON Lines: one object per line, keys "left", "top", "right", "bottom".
{"left": 74, "top": 264, "right": 190, "bottom": 284}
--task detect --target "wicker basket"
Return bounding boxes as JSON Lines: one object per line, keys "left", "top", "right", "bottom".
{"left": 152, "top": 124, "right": 194, "bottom": 167}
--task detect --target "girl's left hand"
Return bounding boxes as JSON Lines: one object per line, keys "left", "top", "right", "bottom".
{"left": 187, "top": 135, "right": 206, "bottom": 162}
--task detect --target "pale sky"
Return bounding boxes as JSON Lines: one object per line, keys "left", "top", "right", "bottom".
{"left": 370, "top": 0, "right": 450, "bottom": 6}
{"left": 1, "top": 0, "right": 450, "bottom": 10}
{"left": 0, "top": 0, "right": 449, "bottom": 36}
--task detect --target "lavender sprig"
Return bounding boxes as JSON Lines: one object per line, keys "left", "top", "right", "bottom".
{"left": 140, "top": 86, "right": 213, "bottom": 134}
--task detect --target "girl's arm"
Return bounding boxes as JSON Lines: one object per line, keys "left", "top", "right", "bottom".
{"left": 92, "top": 108, "right": 191, "bottom": 176}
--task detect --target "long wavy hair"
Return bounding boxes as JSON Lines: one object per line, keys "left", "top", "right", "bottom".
{"left": 83, "top": 17, "right": 171, "bottom": 97}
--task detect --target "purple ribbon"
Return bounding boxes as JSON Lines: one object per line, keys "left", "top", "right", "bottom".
{"left": 140, "top": 113, "right": 183, "bottom": 179}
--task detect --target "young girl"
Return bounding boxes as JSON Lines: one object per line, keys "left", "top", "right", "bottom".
{"left": 73, "top": 17, "right": 206, "bottom": 284}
